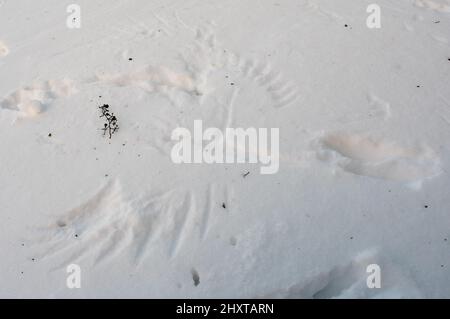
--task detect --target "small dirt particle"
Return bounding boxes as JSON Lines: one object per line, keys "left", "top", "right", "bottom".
{"left": 191, "top": 268, "right": 200, "bottom": 287}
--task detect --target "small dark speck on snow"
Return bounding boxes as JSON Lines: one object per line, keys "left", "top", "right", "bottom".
{"left": 191, "top": 268, "right": 200, "bottom": 287}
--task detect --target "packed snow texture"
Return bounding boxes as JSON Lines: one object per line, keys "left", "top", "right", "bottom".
{"left": 1, "top": 0, "right": 450, "bottom": 298}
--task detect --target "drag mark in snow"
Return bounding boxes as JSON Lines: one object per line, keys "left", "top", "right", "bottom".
{"left": 204, "top": 184, "right": 231, "bottom": 239}
{"left": 0, "top": 79, "right": 77, "bottom": 119}
{"left": 95, "top": 65, "right": 197, "bottom": 95}
{"left": 415, "top": 0, "right": 450, "bottom": 13}
{"left": 223, "top": 87, "right": 239, "bottom": 131}
{"left": 167, "top": 191, "right": 195, "bottom": 259}
{"left": 199, "top": 185, "right": 213, "bottom": 240}
{"left": 430, "top": 34, "right": 449, "bottom": 44}
{"left": 263, "top": 250, "right": 422, "bottom": 298}
{"left": 315, "top": 132, "right": 441, "bottom": 187}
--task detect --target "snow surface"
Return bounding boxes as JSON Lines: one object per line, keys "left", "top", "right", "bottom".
{"left": 1, "top": 0, "right": 450, "bottom": 298}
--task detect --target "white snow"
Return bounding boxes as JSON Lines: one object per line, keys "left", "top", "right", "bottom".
{"left": 1, "top": 0, "right": 450, "bottom": 298}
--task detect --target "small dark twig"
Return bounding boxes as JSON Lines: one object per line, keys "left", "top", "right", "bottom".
{"left": 99, "top": 104, "right": 119, "bottom": 139}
